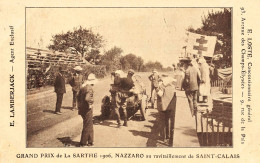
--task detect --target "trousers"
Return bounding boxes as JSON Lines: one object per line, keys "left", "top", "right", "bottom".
{"left": 112, "top": 92, "right": 128, "bottom": 124}
{"left": 158, "top": 110, "right": 171, "bottom": 139}
{"left": 80, "top": 109, "right": 94, "bottom": 145}
{"left": 151, "top": 85, "right": 158, "bottom": 107}
{"left": 72, "top": 90, "right": 78, "bottom": 109}
{"left": 185, "top": 90, "right": 198, "bottom": 116}
{"left": 55, "top": 93, "right": 63, "bottom": 112}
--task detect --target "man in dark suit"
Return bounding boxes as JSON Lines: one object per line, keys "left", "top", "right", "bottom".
{"left": 183, "top": 60, "right": 201, "bottom": 116}
{"left": 54, "top": 67, "right": 66, "bottom": 114}
{"left": 69, "top": 66, "right": 84, "bottom": 110}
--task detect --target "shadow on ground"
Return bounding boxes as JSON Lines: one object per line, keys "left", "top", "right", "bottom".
{"left": 129, "top": 112, "right": 169, "bottom": 147}
{"left": 57, "top": 137, "right": 79, "bottom": 147}
{"left": 62, "top": 106, "right": 74, "bottom": 110}
{"left": 93, "top": 115, "right": 146, "bottom": 129}
{"left": 43, "top": 110, "right": 56, "bottom": 114}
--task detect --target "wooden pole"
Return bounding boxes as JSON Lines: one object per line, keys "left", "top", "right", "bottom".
{"left": 169, "top": 92, "right": 177, "bottom": 147}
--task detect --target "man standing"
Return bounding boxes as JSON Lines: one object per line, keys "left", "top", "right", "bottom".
{"left": 183, "top": 60, "right": 201, "bottom": 116}
{"left": 156, "top": 77, "right": 177, "bottom": 146}
{"left": 54, "top": 67, "right": 66, "bottom": 114}
{"left": 148, "top": 69, "right": 160, "bottom": 108}
{"left": 70, "top": 66, "right": 84, "bottom": 110}
{"left": 77, "top": 73, "right": 97, "bottom": 147}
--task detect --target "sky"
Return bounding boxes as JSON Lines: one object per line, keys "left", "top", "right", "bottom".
{"left": 26, "top": 8, "right": 222, "bottom": 67}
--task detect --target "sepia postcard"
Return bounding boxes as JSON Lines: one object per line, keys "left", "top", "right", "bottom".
{"left": 0, "top": 0, "right": 259, "bottom": 162}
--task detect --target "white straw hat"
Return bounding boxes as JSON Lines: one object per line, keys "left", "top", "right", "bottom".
{"left": 86, "top": 73, "right": 97, "bottom": 84}
{"left": 115, "top": 70, "right": 127, "bottom": 78}
{"left": 74, "top": 66, "right": 83, "bottom": 71}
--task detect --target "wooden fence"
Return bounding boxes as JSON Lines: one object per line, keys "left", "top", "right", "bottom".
{"left": 211, "top": 78, "right": 231, "bottom": 87}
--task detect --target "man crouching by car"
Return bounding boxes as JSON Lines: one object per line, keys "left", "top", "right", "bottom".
{"left": 113, "top": 69, "right": 135, "bottom": 127}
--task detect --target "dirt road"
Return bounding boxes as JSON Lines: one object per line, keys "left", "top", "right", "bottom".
{"left": 27, "top": 72, "right": 199, "bottom": 147}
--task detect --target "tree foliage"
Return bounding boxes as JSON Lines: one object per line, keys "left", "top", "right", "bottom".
{"left": 143, "top": 61, "right": 164, "bottom": 72}
{"left": 120, "top": 54, "right": 144, "bottom": 71}
{"left": 100, "top": 46, "right": 123, "bottom": 72}
{"left": 188, "top": 8, "right": 231, "bottom": 68}
{"left": 85, "top": 49, "right": 102, "bottom": 65}
{"left": 100, "top": 48, "right": 171, "bottom": 73}
{"left": 47, "top": 26, "right": 103, "bottom": 62}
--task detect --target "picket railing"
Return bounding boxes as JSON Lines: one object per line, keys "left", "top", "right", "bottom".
{"left": 211, "top": 78, "right": 232, "bottom": 94}
{"left": 211, "top": 79, "right": 231, "bottom": 88}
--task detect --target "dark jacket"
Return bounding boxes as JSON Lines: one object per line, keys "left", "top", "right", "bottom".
{"left": 70, "top": 73, "right": 83, "bottom": 92}
{"left": 54, "top": 73, "right": 66, "bottom": 94}
{"left": 77, "top": 85, "right": 94, "bottom": 116}
{"left": 119, "top": 77, "right": 134, "bottom": 92}
{"left": 184, "top": 66, "right": 201, "bottom": 91}
{"left": 149, "top": 73, "right": 160, "bottom": 88}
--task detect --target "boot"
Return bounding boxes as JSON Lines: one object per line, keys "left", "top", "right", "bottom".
{"left": 123, "top": 119, "right": 128, "bottom": 127}
{"left": 117, "top": 119, "right": 121, "bottom": 127}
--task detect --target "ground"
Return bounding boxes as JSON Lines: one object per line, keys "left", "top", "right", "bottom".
{"left": 27, "top": 72, "right": 200, "bottom": 147}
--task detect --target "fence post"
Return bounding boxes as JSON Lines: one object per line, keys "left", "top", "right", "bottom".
{"left": 169, "top": 92, "right": 177, "bottom": 147}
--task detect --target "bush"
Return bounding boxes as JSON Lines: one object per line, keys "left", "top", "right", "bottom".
{"left": 27, "top": 63, "right": 106, "bottom": 90}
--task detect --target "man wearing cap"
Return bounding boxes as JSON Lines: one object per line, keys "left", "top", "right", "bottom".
{"left": 69, "top": 66, "right": 84, "bottom": 110}
{"left": 114, "top": 69, "right": 135, "bottom": 127}
{"left": 77, "top": 73, "right": 97, "bottom": 147}
{"left": 148, "top": 69, "right": 160, "bottom": 108}
{"left": 54, "top": 67, "right": 66, "bottom": 114}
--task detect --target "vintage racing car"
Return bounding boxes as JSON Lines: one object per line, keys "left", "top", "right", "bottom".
{"left": 100, "top": 74, "right": 148, "bottom": 121}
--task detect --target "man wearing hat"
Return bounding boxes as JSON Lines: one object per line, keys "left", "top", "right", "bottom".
{"left": 54, "top": 67, "right": 66, "bottom": 114}
{"left": 69, "top": 66, "right": 84, "bottom": 110}
{"left": 183, "top": 59, "right": 201, "bottom": 116}
{"left": 77, "top": 73, "right": 97, "bottom": 147}
{"left": 148, "top": 69, "right": 161, "bottom": 108}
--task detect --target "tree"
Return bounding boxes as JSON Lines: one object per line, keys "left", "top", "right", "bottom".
{"left": 188, "top": 8, "right": 231, "bottom": 68}
{"left": 85, "top": 49, "right": 102, "bottom": 65}
{"left": 136, "top": 56, "right": 144, "bottom": 71}
{"left": 120, "top": 54, "right": 144, "bottom": 71}
{"left": 47, "top": 26, "right": 103, "bottom": 63}
{"left": 100, "top": 46, "right": 123, "bottom": 72}
{"left": 163, "top": 66, "right": 174, "bottom": 72}
{"left": 143, "top": 61, "right": 163, "bottom": 72}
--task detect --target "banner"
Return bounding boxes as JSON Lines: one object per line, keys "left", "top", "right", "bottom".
{"left": 185, "top": 32, "right": 217, "bottom": 58}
